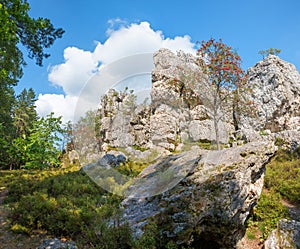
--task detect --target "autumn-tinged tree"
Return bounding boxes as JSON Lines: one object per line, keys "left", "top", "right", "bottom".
{"left": 197, "top": 38, "right": 248, "bottom": 150}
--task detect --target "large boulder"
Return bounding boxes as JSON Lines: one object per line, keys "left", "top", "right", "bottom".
{"left": 242, "top": 55, "right": 300, "bottom": 132}
{"left": 121, "top": 141, "right": 276, "bottom": 248}
{"left": 264, "top": 219, "right": 300, "bottom": 249}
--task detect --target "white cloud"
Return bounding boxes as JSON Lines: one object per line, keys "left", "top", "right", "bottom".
{"left": 48, "top": 47, "right": 97, "bottom": 96}
{"left": 93, "top": 21, "right": 195, "bottom": 65}
{"left": 35, "top": 94, "right": 78, "bottom": 123}
{"left": 106, "top": 18, "right": 128, "bottom": 36}
{"left": 37, "top": 21, "right": 196, "bottom": 122}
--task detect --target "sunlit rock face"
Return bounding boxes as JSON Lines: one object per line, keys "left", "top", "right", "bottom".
{"left": 98, "top": 49, "right": 234, "bottom": 151}
{"left": 264, "top": 219, "right": 300, "bottom": 249}
{"left": 242, "top": 55, "right": 300, "bottom": 130}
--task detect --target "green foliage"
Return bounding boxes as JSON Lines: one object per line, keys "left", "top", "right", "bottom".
{"left": 131, "top": 145, "right": 147, "bottom": 152}
{"left": 0, "top": 87, "right": 16, "bottom": 169}
{"left": 258, "top": 48, "right": 281, "bottom": 58}
{"left": 246, "top": 231, "right": 256, "bottom": 240}
{"left": 13, "top": 88, "right": 37, "bottom": 136}
{"left": 117, "top": 160, "right": 148, "bottom": 177}
{"left": 250, "top": 190, "right": 289, "bottom": 239}
{"left": 0, "top": 168, "right": 198, "bottom": 248}
{"left": 10, "top": 113, "right": 65, "bottom": 169}
{"left": 246, "top": 148, "right": 299, "bottom": 240}
{"left": 133, "top": 222, "right": 158, "bottom": 249}
{"left": 0, "top": 0, "right": 64, "bottom": 86}
{"left": 264, "top": 149, "right": 300, "bottom": 203}
{"left": 1, "top": 168, "right": 132, "bottom": 248}
{"left": 0, "top": 0, "right": 64, "bottom": 169}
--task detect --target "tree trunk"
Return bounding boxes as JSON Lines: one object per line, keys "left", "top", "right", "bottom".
{"left": 213, "top": 93, "right": 221, "bottom": 150}
{"left": 214, "top": 117, "right": 220, "bottom": 150}
{"left": 213, "top": 103, "right": 221, "bottom": 150}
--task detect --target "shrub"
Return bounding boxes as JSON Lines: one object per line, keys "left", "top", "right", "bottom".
{"left": 251, "top": 190, "right": 289, "bottom": 239}
{"left": 3, "top": 167, "right": 130, "bottom": 248}
{"left": 264, "top": 149, "right": 300, "bottom": 203}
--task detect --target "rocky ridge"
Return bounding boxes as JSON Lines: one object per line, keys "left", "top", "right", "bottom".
{"left": 97, "top": 52, "right": 300, "bottom": 154}
{"left": 92, "top": 50, "right": 300, "bottom": 248}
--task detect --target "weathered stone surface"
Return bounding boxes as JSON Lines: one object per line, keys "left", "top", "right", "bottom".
{"left": 98, "top": 89, "right": 151, "bottom": 148}
{"left": 38, "top": 238, "right": 78, "bottom": 249}
{"left": 264, "top": 219, "right": 300, "bottom": 249}
{"left": 242, "top": 55, "right": 300, "bottom": 132}
{"left": 188, "top": 119, "right": 232, "bottom": 144}
{"left": 94, "top": 50, "right": 300, "bottom": 151}
{"left": 150, "top": 49, "right": 234, "bottom": 149}
{"left": 275, "top": 130, "right": 300, "bottom": 148}
{"left": 121, "top": 141, "right": 276, "bottom": 248}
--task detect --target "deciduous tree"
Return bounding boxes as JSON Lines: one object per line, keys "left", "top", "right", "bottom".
{"left": 197, "top": 38, "right": 248, "bottom": 149}
{"left": 0, "top": 0, "right": 64, "bottom": 168}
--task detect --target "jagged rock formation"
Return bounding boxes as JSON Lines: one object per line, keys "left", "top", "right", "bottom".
{"left": 97, "top": 52, "right": 300, "bottom": 151}
{"left": 98, "top": 88, "right": 151, "bottom": 149}
{"left": 98, "top": 49, "right": 234, "bottom": 151}
{"left": 121, "top": 141, "right": 276, "bottom": 248}
{"left": 92, "top": 50, "right": 300, "bottom": 248}
{"left": 264, "top": 219, "right": 300, "bottom": 249}
{"left": 151, "top": 49, "right": 233, "bottom": 150}
{"left": 241, "top": 55, "right": 300, "bottom": 145}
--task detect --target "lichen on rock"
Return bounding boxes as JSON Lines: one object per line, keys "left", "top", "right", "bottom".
{"left": 121, "top": 141, "right": 276, "bottom": 248}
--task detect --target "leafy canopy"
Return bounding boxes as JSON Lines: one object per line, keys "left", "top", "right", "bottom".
{"left": 0, "top": 0, "right": 64, "bottom": 169}
{"left": 197, "top": 38, "right": 246, "bottom": 92}
{"left": 0, "top": 0, "right": 64, "bottom": 86}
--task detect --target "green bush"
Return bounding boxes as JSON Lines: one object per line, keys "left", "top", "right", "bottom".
{"left": 251, "top": 190, "right": 289, "bottom": 239}
{"left": 264, "top": 149, "right": 300, "bottom": 203}
{"left": 117, "top": 160, "right": 148, "bottom": 177}
{"left": 246, "top": 148, "right": 299, "bottom": 240}
{"left": 2, "top": 168, "right": 131, "bottom": 248}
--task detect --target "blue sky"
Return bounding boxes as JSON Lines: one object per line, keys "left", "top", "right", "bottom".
{"left": 17, "top": 0, "right": 300, "bottom": 122}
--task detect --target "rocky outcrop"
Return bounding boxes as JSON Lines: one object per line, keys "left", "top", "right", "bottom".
{"left": 98, "top": 88, "right": 151, "bottom": 149}
{"left": 150, "top": 49, "right": 233, "bottom": 149}
{"left": 96, "top": 52, "right": 300, "bottom": 151}
{"left": 241, "top": 55, "right": 300, "bottom": 144}
{"left": 264, "top": 219, "right": 300, "bottom": 249}
{"left": 97, "top": 49, "right": 234, "bottom": 151}
{"left": 121, "top": 141, "right": 276, "bottom": 248}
